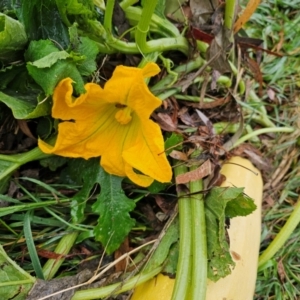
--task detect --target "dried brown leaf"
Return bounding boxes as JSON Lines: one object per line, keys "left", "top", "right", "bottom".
{"left": 176, "top": 159, "right": 212, "bottom": 184}
{"left": 17, "top": 120, "right": 36, "bottom": 140}
{"left": 234, "top": 0, "right": 261, "bottom": 33}
{"left": 169, "top": 150, "right": 188, "bottom": 161}
{"left": 152, "top": 112, "right": 177, "bottom": 132}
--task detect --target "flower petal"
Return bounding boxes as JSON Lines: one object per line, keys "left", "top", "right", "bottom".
{"left": 141, "top": 62, "right": 161, "bottom": 78}
{"left": 124, "top": 163, "right": 154, "bottom": 187}
{"left": 51, "top": 78, "right": 105, "bottom": 122}
{"left": 122, "top": 118, "right": 172, "bottom": 184}
{"left": 103, "top": 63, "right": 162, "bottom": 119}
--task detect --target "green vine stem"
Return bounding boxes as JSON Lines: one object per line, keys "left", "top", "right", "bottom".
{"left": 124, "top": 6, "right": 180, "bottom": 37}
{"left": 232, "top": 127, "right": 294, "bottom": 149}
{"left": 103, "top": 0, "right": 114, "bottom": 33}
{"left": 258, "top": 196, "right": 300, "bottom": 271}
{"left": 189, "top": 166, "right": 207, "bottom": 300}
{"left": 135, "top": 0, "right": 158, "bottom": 53}
{"left": 0, "top": 147, "right": 51, "bottom": 181}
{"left": 97, "top": 35, "right": 189, "bottom": 55}
{"left": 171, "top": 162, "right": 192, "bottom": 300}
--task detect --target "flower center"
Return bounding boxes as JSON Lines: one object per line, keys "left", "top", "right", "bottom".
{"left": 115, "top": 105, "right": 132, "bottom": 125}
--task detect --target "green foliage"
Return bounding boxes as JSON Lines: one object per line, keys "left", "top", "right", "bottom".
{"left": 0, "top": 245, "right": 35, "bottom": 298}
{"left": 18, "top": 0, "right": 69, "bottom": 48}
{"left": 164, "top": 132, "right": 183, "bottom": 155}
{"left": 205, "top": 187, "right": 256, "bottom": 281}
{"left": 144, "top": 218, "right": 179, "bottom": 272}
{"left": 0, "top": 91, "right": 51, "bottom": 119}
{"left": 92, "top": 171, "right": 136, "bottom": 254}
{"left": 0, "top": 13, "right": 27, "bottom": 61}
{"left": 64, "top": 158, "right": 136, "bottom": 254}
{"left": 24, "top": 35, "right": 98, "bottom": 95}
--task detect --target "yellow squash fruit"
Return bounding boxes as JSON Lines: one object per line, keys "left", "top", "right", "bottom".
{"left": 206, "top": 156, "right": 262, "bottom": 299}
{"left": 131, "top": 156, "right": 263, "bottom": 300}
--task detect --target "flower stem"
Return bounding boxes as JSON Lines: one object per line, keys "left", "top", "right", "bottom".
{"left": 258, "top": 196, "right": 300, "bottom": 271}
{"left": 135, "top": 0, "right": 158, "bottom": 53}
{"left": 189, "top": 167, "right": 207, "bottom": 300}
{"left": 171, "top": 162, "right": 192, "bottom": 300}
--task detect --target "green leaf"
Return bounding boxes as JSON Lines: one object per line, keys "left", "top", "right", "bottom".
{"left": 18, "top": 0, "right": 69, "bottom": 48}
{"left": 0, "top": 245, "right": 35, "bottom": 298}
{"left": 39, "top": 156, "right": 67, "bottom": 172}
{"left": 0, "top": 13, "right": 27, "bottom": 61}
{"left": 0, "top": 91, "right": 51, "bottom": 119}
{"left": 163, "top": 242, "right": 179, "bottom": 274}
{"left": 56, "top": 0, "right": 95, "bottom": 26}
{"left": 29, "top": 51, "right": 70, "bottom": 68}
{"left": 205, "top": 187, "right": 256, "bottom": 281}
{"left": 164, "top": 0, "right": 186, "bottom": 23}
{"left": 154, "top": 0, "right": 167, "bottom": 20}
{"left": 63, "top": 158, "right": 136, "bottom": 252}
{"left": 225, "top": 192, "right": 257, "bottom": 218}
{"left": 63, "top": 158, "right": 102, "bottom": 223}
{"left": 147, "top": 181, "right": 169, "bottom": 193}
{"left": 145, "top": 217, "right": 179, "bottom": 272}
{"left": 0, "top": 64, "right": 26, "bottom": 90}
{"left": 75, "top": 37, "right": 99, "bottom": 76}
{"left": 164, "top": 133, "right": 183, "bottom": 155}
{"left": 25, "top": 38, "right": 98, "bottom": 95}
{"left": 25, "top": 40, "right": 85, "bottom": 95}
{"left": 92, "top": 168, "right": 136, "bottom": 254}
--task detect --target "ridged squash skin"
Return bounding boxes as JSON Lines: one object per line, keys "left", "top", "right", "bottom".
{"left": 131, "top": 157, "right": 263, "bottom": 300}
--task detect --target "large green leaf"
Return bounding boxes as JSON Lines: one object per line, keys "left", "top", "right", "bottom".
{"left": 64, "top": 158, "right": 136, "bottom": 253}
{"left": 25, "top": 38, "right": 98, "bottom": 95}
{"left": 18, "top": 0, "right": 69, "bottom": 48}
{"left": 0, "top": 13, "right": 27, "bottom": 61}
{"left": 25, "top": 40, "right": 85, "bottom": 95}
{"left": 0, "top": 91, "right": 51, "bottom": 119}
{"left": 92, "top": 170, "right": 136, "bottom": 254}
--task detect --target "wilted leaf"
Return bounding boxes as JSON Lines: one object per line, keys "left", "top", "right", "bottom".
{"left": 169, "top": 150, "right": 188, "bottom": 162}
{"left": 176, "top": 159, "right": 212, "bottom": 184}
{"left": 205, "top": 186, "right": 256, "bottom": 281}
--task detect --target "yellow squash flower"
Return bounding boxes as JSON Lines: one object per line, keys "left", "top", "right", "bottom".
{"left": 38, "top": 62, "right": 172, "bottom": 187}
